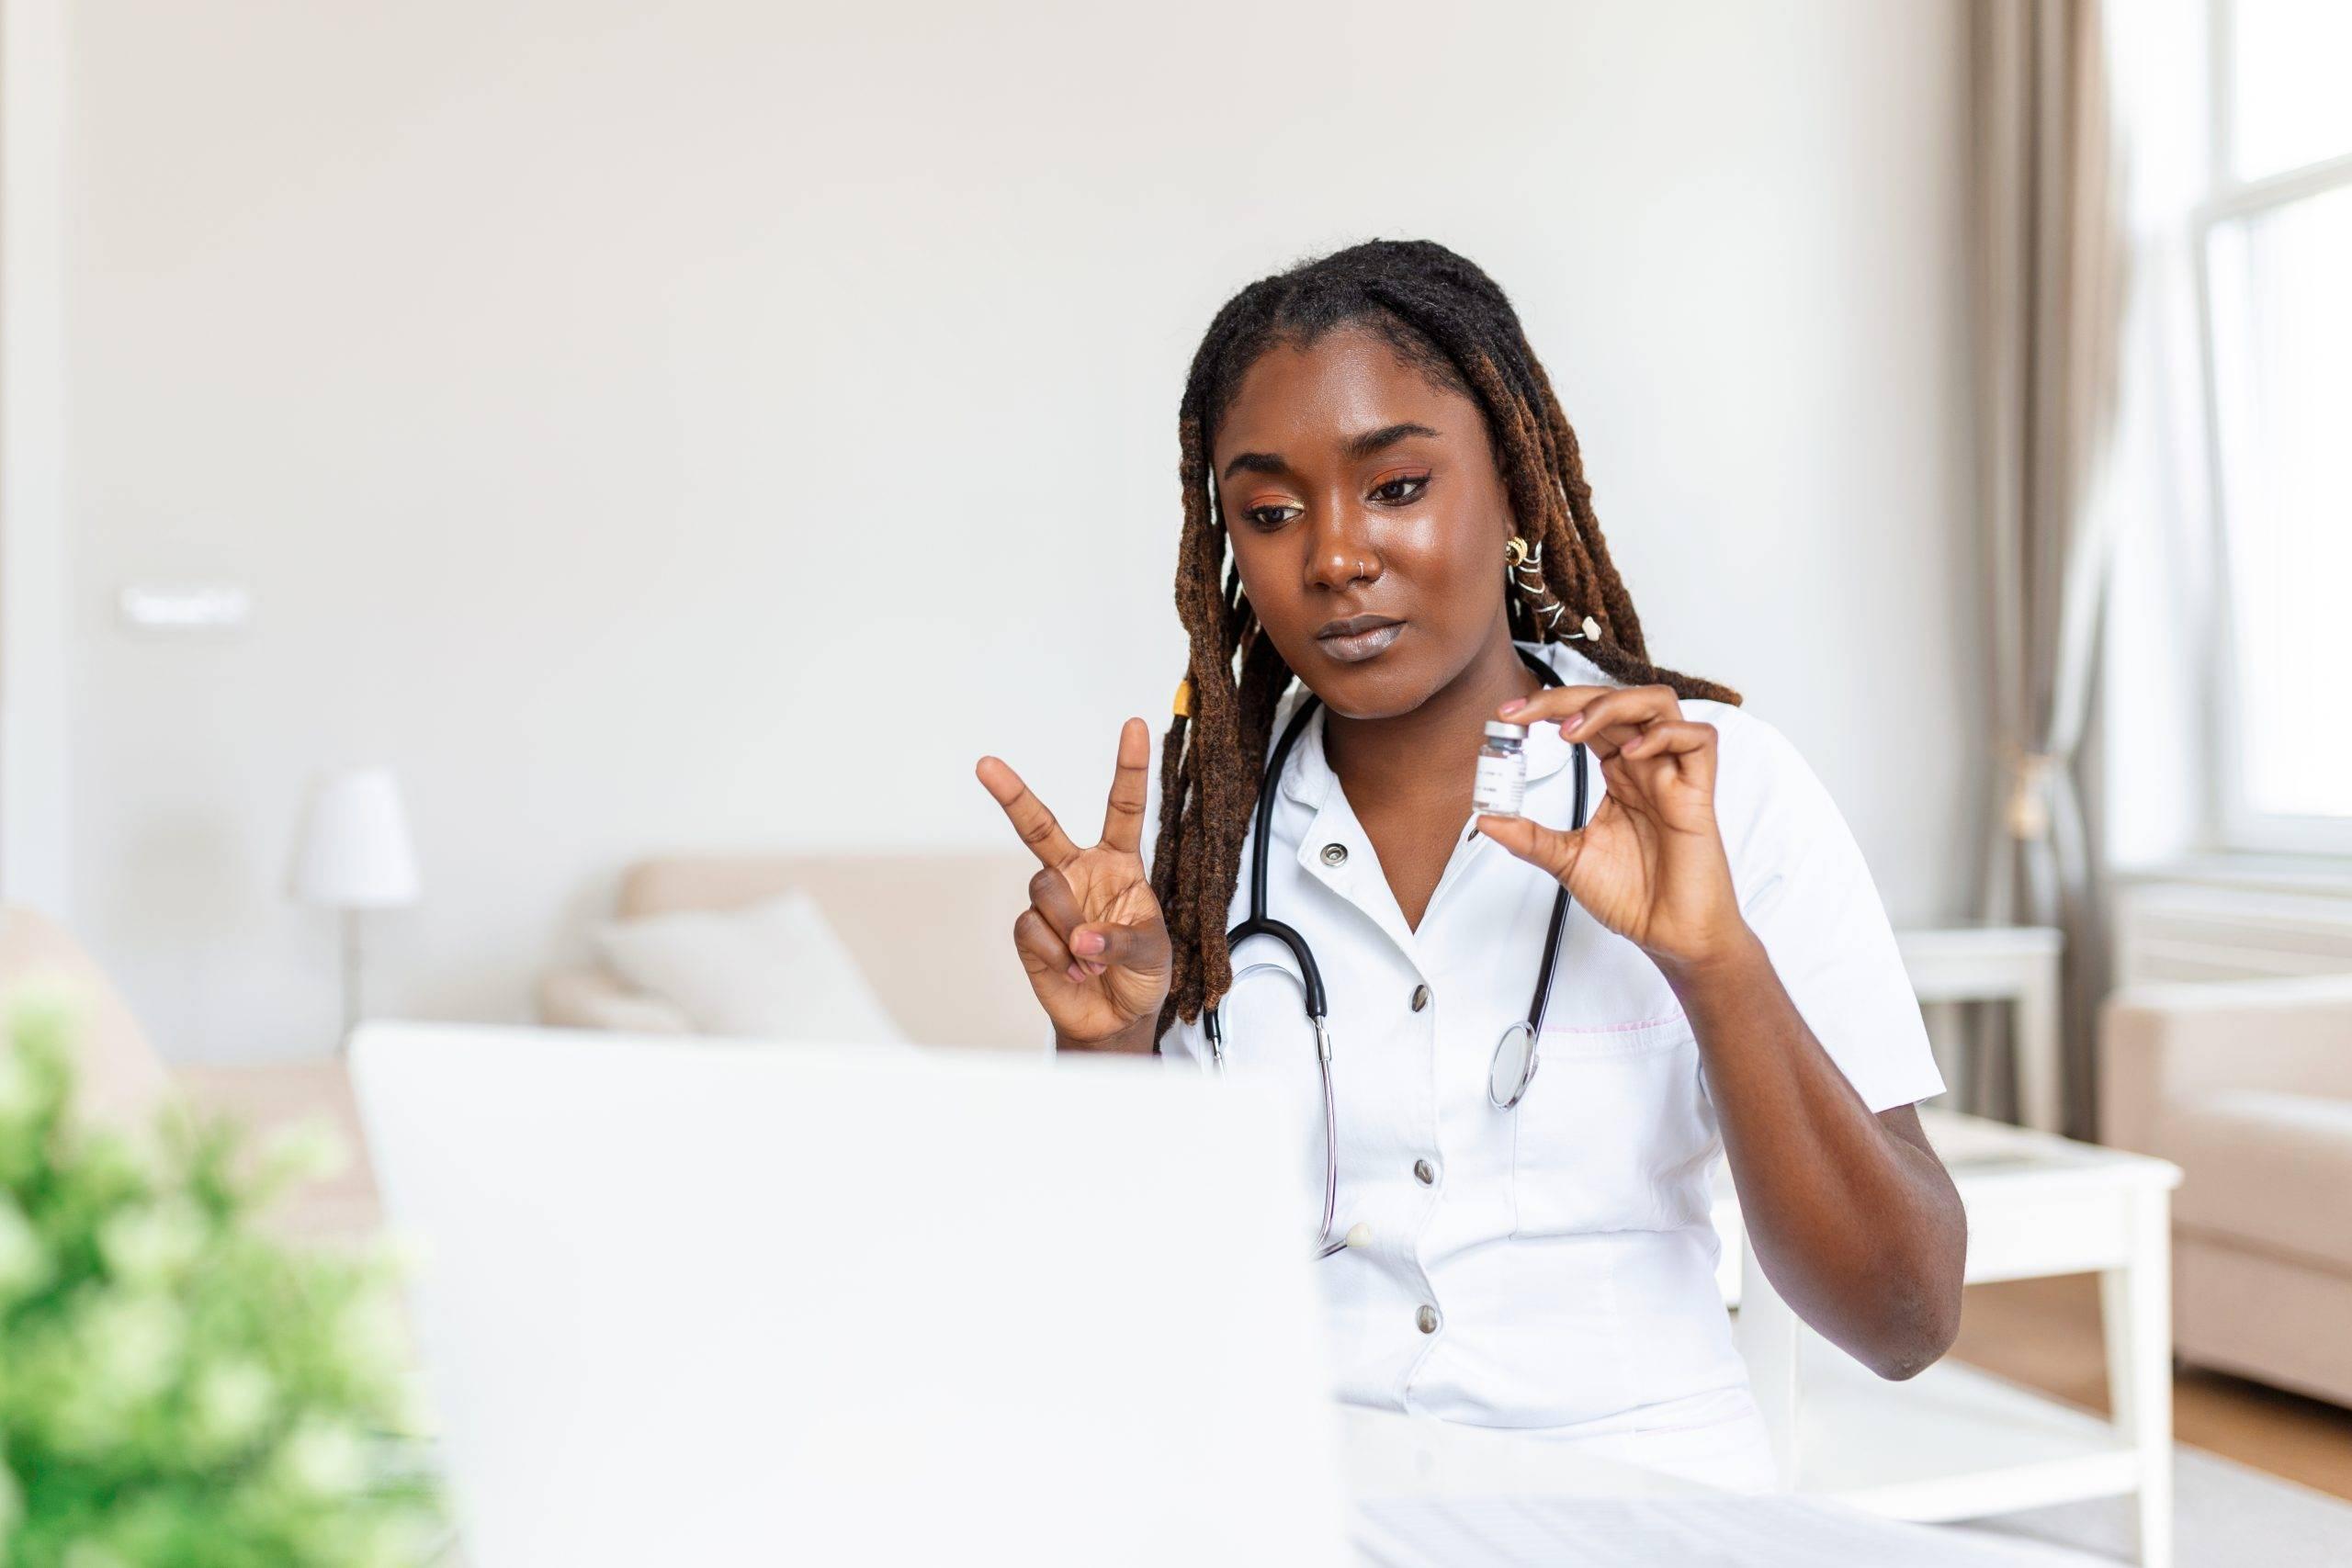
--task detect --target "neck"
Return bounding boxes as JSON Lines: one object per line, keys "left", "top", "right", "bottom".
{"left": 1322, "top": 625, "right": 1543, "bottom": 810}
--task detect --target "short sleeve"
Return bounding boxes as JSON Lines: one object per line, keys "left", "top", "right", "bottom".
{"left": 1709, "top": 705, "right": 1945, "bottom": 1114}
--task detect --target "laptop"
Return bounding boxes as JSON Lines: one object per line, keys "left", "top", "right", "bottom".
{"left": 350, "top": 1021, "right": 1354, "bottom": 1567}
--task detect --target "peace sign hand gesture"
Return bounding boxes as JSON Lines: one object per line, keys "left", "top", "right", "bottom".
{"left": 976, "top": 718, "right": 1172, "bottom": 1048}
{"left": 1472, "top": 684, "right": 1748, "bottom": 976}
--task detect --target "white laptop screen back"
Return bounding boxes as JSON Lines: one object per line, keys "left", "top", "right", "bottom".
{"left": 352, "top": 1022, "right": 1352, "bottom": 1568}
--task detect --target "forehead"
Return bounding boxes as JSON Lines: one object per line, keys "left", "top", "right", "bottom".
{"left": 1212, "top": 326, "right": 1473, "bottom": 460}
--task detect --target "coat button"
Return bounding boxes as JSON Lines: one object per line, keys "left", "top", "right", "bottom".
{"left": 1320, "top": 842, "right": 1348, "bottom": 866}
{"left": 1416, "top": 1304, "right": 1441, "bottom": 1335}
{"left": 1414, "top": 1158, "right": 1435, "bottom": 1186}
{"left": 1410, "top": 984, "right": 1430, "bottom": 1011}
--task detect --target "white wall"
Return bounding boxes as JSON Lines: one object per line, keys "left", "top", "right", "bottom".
{"left": 2, "top": 0, "right": 73, "bottom": 916}
{"left": 63, "top": 0, "right": 1981, "bottom": 1062}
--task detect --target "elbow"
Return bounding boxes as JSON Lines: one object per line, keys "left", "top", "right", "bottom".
{"left": 1864, "top": 1170, "right": 1969, "bottom": 1382}
{"left": 1866, "top": 1327, "right": 1953, "bottom": 1383}
{"left": 1861, "top": 1275, "right": 1962, "bottom": 1382}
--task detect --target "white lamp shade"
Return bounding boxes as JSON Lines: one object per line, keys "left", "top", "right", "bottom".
{"left": 289, "top": 767, "right": 422, "bottom": 909}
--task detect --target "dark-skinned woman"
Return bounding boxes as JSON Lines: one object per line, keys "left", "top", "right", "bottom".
{"left": 976, "top": 240, "right": 1964, "bottom": 1492}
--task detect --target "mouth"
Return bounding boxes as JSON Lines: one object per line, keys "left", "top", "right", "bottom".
{"left": 1316, "top": 617, "right": 1405, "bottom": 663}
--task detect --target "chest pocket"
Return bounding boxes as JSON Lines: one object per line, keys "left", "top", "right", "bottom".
{"left": 1510, "top": 1010, "right": 1714, "bottom": 1238}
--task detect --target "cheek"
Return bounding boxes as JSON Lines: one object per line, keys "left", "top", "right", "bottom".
{"left": 1394, "top": 518, "right": 1501, "bottom": 611}
{"left": 1229, "top": 545, "right": 1305, "bottom": 631}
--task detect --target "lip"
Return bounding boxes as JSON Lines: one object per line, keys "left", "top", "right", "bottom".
{"left": 1316, "top": 614, "right": 1401, "bottom": 639}
{"left": 1317, "top": 620, "right": 1405, "bottom": 663}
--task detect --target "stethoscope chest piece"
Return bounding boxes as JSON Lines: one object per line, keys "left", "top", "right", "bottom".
{"left": 1489, "top": 1020, "right": 1539, "bottom": 1111}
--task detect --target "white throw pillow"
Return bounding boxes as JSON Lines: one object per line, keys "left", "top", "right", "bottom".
{"left": 590, "top": 888, "right": 908, "bottom": 1045}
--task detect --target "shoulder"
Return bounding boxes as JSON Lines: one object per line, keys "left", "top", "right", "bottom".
{"left": 1521, "top": 639, "right": 1828, "bottom": 838}
{"left": 1681, "top": 696, "right": 1805, "bottom": 788}
{"left": 1524, "top": 638, "right": 1826, "bottom": 826}
{"left": 1673, "top": 698, "right": 1852, "bottom": 889}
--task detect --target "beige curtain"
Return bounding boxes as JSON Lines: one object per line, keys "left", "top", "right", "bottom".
{"left": 1971, "top": 0, "right": 2128, "bottom": 1138}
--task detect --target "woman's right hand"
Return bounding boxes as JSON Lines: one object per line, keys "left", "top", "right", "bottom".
{"left": 975, "top": 717, "right": 1171, "bottom": 1048}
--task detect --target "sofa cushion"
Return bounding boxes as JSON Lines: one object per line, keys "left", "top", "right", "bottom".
{"left": 608, "top": 852, "right": 1045, "bottom": 1050}
{"left": 0, "top": 905, "right": 173, "bottom": 1129}
{"left": 174, "top": 1058, "right": 382, "bottom": 1247}
{"left": 537, "top": 966, "right": 694, "bottom": 1035}
{"left": 591, "top": 888, "right": 908, "bottom": 1045}
{"left": 2164, "top": 1089, "right": 2352, "bottom": 1272}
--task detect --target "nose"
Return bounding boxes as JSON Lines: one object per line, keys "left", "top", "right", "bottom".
{"left": 1305, "top": 499, "right": 1381, "bottom": 592}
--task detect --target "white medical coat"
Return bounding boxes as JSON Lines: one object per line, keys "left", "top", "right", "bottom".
{"left": 1133, "top": 637, "right": 1944, "bottom": 1489}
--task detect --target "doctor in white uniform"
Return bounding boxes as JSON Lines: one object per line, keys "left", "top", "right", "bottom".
{"left": 976, "top": 239, "right": 1965, "bottom": 1493}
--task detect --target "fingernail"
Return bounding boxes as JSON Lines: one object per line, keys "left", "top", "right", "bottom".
{"left": 1561, "top": 714, "right": 1582, "bottom": 734}
{"left": 1073, "top": 931, "right": 1104, "bottom": 955}
{"left": 1498, "top": 698, "right": 1525, "bottom": 715}
{"left": 1084, "top": 960, "right": 1105, "bottom": 976}
{"left": 1066, "top": 963, "right": 1084, "bottom": 983}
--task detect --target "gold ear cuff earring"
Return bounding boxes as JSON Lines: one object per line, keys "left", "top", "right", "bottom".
{"left": 1504, "top": 536, "right": 1601, "bottom": 642}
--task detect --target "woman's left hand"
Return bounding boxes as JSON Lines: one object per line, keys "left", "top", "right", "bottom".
{"left": 1474, "top": 683, "right": 1750, "bottom": 974}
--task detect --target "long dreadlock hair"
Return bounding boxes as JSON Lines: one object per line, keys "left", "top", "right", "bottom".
{"left": 1148, "top": 238, "right": 1742, "bottom": 1043}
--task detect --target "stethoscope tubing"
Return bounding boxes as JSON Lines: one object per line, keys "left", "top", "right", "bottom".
{"left": 1205, "top": 647, "right": 1589, "bottom": 1257}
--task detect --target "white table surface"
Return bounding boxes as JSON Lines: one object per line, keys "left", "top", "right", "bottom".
{"left": 1340, "top": 1408, "right": 2109, "bottom": 1567}
{"left": 1894, "top": 924, "right": 2064, "bottom": 1132}
{"left": 1713, "top": 1109, "right": 2184, "bottom": 1566}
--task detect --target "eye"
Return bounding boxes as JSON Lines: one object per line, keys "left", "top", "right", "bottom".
{"left": 1371, "top": 471, "right": 1432, "bottom": 505}
{"left": 1242, "top": 503, "right": 1299, "bottom": 531}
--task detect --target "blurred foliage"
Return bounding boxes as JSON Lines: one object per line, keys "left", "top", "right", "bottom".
{"left": 0, "top": 990, "right": 443, "bottom": 1567}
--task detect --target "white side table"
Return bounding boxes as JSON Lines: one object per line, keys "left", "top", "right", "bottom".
{"left": 1895, "top": 925, "right": 2064, "bottom": 1133}
{"left": 1718, "top": 1111, "right": 2184, "bottom": 1568}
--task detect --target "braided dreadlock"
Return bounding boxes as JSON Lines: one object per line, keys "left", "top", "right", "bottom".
{"left": 1149, "top": 239, "right": 1740, "bottom": 1044}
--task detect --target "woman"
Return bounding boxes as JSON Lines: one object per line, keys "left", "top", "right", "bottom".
{"left": 974, "top": 239, "right": 1964, "bottom": 1491}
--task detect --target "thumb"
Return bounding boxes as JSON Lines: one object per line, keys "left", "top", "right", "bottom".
{"left": 1069, "top": 918, "right": 1170, "bottom": 974}
{"left": 1474, "top": 813, "right": 1580, "bottom": 886}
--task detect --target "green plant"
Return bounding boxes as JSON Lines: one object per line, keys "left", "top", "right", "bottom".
{"left": 0, "top": 992, "right": 443, "bottom": 1567}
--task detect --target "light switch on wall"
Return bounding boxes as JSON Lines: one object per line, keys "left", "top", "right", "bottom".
{"left": 119, "top": 583, "right": 253, "bottom": 631}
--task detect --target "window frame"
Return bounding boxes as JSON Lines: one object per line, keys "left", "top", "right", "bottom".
{"left": 2190, "top": 0, "right": 2352, "bottom": 855}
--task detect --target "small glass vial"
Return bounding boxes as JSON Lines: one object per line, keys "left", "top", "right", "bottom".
{"left": 1474, "top": 721, "right": 1528, "bottom": 818}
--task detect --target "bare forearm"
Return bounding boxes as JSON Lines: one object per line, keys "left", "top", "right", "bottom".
{"left": 1659, "top": 927, "right": 1965, "bottom": 1379}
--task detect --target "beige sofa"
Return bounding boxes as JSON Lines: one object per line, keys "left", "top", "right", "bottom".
{"left": 2100, "top": 972, "right": 2352, "bottom": 1407}
{"left": 539, "top": 852, "right": 1047, "bottom": 1051}
{"left": 0, "top": 905, "right": 380, "bottom": 1246}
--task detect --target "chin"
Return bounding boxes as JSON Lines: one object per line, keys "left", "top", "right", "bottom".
{"left": 1299, "top": 656, "right": 1433, "bottom": 721}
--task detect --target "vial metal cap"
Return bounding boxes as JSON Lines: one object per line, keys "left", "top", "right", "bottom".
{"left": 1483, "top": 721, "right": 1527, "bottom": 740}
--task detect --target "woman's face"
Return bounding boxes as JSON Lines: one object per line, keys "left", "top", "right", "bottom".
{"left": 1210, "top": 324, "right": 1519, "bottom": 720}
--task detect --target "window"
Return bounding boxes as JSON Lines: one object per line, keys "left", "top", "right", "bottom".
{"left": 2199, "top": 0, "right": 2352, "bottom": 849}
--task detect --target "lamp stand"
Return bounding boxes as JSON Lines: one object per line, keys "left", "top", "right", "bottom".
{"left": 339, "top": 907, "right": 364, "bottom": 1048}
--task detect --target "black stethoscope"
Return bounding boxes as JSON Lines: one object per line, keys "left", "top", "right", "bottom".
{"left": 1204, "top": 646, "right": 1590, "bottom": 1258}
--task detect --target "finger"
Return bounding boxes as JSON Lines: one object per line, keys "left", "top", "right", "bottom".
{"left": 1619, "top": 719, "right": 1714, "bottom": 760}
{"left": 1619, "top": 718, "right": 1719, "bottom": 794}
{"left": 1593, "top": 741, "right": 1712, "bottom": 822}
{"left": 1069, "top": 917, "right": 1170, "bottom": 975}
{"left": 1013, "top": 907, "right": 1085, "bottom": 986}
{"left": 1100, "top": 717, "right": 1151, "bottom": 855}
{"left": 1558, "top": 686, "right": 1682, "bottom": 761}
{"left": 975, "top": 755, "right": 1081, "bottom": 867}
{"left": 1030, "top": 866, "right": 1118, "bottom": 976}
{"left": 1471, "top": 811, "right": 1586, "bottom": 886}
{"left": 1494, "top": 683, "right": 1618, "bottom": 726}
{"left": 1495, "top": 684, "right": 1680, "bottom": 761}
{"left": 1027, "top": 866, "right": 1088, "bottom": 943}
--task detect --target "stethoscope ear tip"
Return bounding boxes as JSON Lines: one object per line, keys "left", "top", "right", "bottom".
{"left": 1343, "top": 1223, "right": 1372, "bottom": 1250}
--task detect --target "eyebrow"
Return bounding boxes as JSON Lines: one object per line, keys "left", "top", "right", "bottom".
{"left": 1219, "top": 421, "right": 1442, "bottom": 481}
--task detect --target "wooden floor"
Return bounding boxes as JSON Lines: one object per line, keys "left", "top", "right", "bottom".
{"left": 1951, "top": 1273, "right": 2352, "bottom": 1502}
